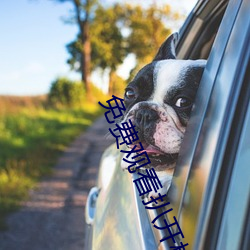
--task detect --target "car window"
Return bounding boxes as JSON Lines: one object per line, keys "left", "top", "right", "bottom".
{"left": 177, "top": 0, "right": 229, "bottom": 60}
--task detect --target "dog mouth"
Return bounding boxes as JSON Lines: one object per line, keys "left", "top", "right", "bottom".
{"left": 132, "top": 143, "right": 179, "bottom": 168}
{"left": 147, "top": 152, "right": 178, "bottom": 166}
{"left": 144, "top": 147, "right": 178, "bottom": 167}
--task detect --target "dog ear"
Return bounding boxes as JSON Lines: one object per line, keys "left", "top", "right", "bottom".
{"left": 153, "top": 32, "right": 179, "bottom": 61}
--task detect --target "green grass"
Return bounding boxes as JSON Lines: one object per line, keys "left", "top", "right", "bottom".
{"left": 0, "top": 98, "right": 103, "bottom": 230}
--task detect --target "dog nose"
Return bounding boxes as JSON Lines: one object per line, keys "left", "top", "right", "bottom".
{"left": 135, "top": 109, "right": 159, "bottom": 129}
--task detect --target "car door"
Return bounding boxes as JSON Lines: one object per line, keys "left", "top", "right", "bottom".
{"left": 89, "top": 144, "right": 158, "bottom": 250}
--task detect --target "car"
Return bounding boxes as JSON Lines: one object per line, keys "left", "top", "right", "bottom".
{"left": 85, "top": 0, "right": 250, "bottom": 249}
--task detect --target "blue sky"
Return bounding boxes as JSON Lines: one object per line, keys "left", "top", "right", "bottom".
{"left": 0, "top": 0, "right": 196, "bottom": 96}
{"left": 0, "top": 0, "right": 78, "bottom": 95}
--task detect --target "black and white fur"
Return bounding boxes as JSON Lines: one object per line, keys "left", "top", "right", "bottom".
{"left": 121, "top": 33, "right": 206, "bottom": 196}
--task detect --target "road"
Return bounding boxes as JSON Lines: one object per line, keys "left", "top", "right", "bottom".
{"left": 0, "top": 116, "right": 113, "bottom": 250}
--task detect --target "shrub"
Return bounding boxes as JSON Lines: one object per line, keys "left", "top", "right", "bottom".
{"left": 48, "top": 77, "right": 85, "bottom": 108}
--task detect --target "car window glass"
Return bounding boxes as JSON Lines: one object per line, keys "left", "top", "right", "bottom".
{"left": 216, "top": 100, "right": 250, "bottom": 249}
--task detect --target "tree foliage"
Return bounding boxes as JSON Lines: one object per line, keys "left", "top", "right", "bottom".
{"left": 90, "top": 4, "right": 128, "bottom": 94}
{"left": 90, "top": 4, "right": 126, "bottom": 72}
{"left": 60, "top": 2, "right": 174, "bottom": 95}
{"left": 124, "top": 4, "right": 172, "bottom": 65}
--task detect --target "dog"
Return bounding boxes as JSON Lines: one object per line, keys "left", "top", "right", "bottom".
{"left": 121, "top": 33, "right": 206, "bottom": 197}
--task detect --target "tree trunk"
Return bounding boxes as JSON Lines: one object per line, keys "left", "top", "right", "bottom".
{"left": 81, "top": 21, "right": 91, "bottom": 98}
{"left": 108, "top": 70, "right": 115, "bottom": 95}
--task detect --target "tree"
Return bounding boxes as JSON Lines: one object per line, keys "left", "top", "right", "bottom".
{"left": 90, "top": 4, "right": 127, "bottom": 94}
{"left": 65, "top": 3, "right": 175, "bottom": 93}
{"left": 123, "top": 4, "right": 172, "bottom": 77}
{"left": 67, "top": 4, "right": 127, "bottom": 95}
{"left": 54, "top": 0, "right": 98, "bottom": 97}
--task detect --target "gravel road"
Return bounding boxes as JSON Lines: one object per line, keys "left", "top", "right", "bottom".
{"left": 0, "top": 116, "right": 113, "bottom": 250}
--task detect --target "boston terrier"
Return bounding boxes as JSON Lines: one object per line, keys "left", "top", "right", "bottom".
{"left": 121, "top": 33, "right": 206, "bottom": 197}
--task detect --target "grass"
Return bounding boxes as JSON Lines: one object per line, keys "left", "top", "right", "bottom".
{"left": 0, "top": 95, "right": 104, "bottom": 230}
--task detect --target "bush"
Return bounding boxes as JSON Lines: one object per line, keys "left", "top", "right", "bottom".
{"left": 48, "top": 77, "right": 85, "bottom": 108}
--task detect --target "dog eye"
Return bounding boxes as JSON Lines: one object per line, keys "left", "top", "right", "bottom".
{"left": 175, "top": 97, "right": 192, "bottom": 108}
{"left": 125, "top": 89, "right": 136, "bottom": 99}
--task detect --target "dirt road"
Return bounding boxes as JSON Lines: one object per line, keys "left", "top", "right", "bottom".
{"left": 0, "top": 116, "right": 113, "bottom": 250}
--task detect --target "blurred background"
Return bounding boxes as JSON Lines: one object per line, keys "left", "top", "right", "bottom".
{"left": 0, "top": 0, "right": 196, "bottom": 232}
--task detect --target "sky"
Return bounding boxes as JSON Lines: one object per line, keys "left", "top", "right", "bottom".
{"left": 0, "top": 0, "right": 197, "bottom": 96}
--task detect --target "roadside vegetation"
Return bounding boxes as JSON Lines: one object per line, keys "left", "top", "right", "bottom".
{"left": 0, "top": 81, "right": 108, "bottom": 230}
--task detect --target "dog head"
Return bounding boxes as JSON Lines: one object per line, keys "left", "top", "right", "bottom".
{"left": 122, "top": 33, "right": 206, "bottom": 171}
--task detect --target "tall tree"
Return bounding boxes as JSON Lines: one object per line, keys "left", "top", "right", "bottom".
{"left": 67, "top": 4, "right": 127, "bottom": 94}
{"left": 54, "top": 0, "right": 98, "bottom": 97}
{"left": 90, "top": 4, "right": 126, "bottom": 94}
{"left": 123, "top": 4, "right": 172, "bottom": 80}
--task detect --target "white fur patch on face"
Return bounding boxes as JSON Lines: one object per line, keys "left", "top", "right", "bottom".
{"left": 152, "top": 59, "right": 206, "bottom": 103}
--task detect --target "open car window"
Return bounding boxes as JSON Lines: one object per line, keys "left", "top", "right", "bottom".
{"left": 177, "top": 0, "right": 228, "bottom": 60}
{"left": 143, "top": 0, "right": 231, "bottom": 248}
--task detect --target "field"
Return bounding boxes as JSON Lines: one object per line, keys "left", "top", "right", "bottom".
{"left": 0, "top": 95, "right": 103, "bottom": 229}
